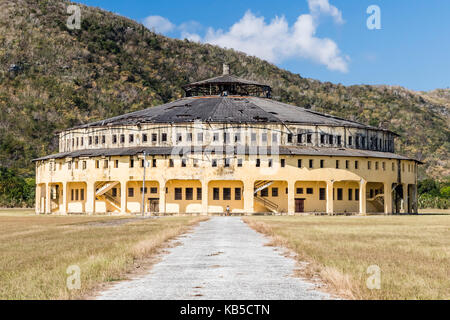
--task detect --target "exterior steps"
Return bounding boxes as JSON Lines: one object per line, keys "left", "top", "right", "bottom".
{"left": 96, "top": 181, "right": 119, "bottom": 197}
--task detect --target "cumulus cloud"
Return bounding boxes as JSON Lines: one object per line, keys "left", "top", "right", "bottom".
{"left": 143, "top": 0, "right": 348, "bottom": 72}
{"left": 143, "top": 15, "right": 175, "bottom": 34}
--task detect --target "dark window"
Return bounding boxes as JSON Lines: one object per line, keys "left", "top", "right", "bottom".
{"left": 355, "top": 161, "right": 359, "bottom": 169}
{"left": 355, "top": 189, "right": 360, "bottom": 201}
{"left": 261, "top": 188, "right": 268, "bottom": 197}
{"left": 309, "top": 159, "right": 313, "bottom": 168}
{"left": 213, "top": 188, "right": 220, "bottom": 200}
{"left": 95, "top": 160, "right": 99, "bottom": 169}
{"left": 152, "top": 133, "right": 157, "bottom": 142}
{"left": 152, "top": 159, "right": 157, "bottom": 167}
{"left": 128, "top": 188, "right": 134, "bottom": 197}
{"left": 235, "top": 188, "right": 241, "bottom": 200}
{"left": 140, "top": 187, "right": 147, "bottom": 194}
{"left": 197, "top": 188, "right": 202, "bottom": 200}
{"left": 212, "top": 159, "right": 217, "bottom": 167}
{"left": 319, "top": 188, "right": 326, "bottom": 200}
{"left": 348, "top": 189, "right": 353, "bottom": 201}
{"left": 287, "top": 134, "right": 293, "bottom": 143}
{"left": 268, "top": 159, "right": 273, "bottom": 167}
{"left": 75, "top": 189, "right": 79, "bottom": 201}
{"left": 281, "top": 159, "right": 285, "bottom": 167}
{"left": 175, "top": 188, "right": 182, "bottom": 200}
{"left": 306, "top": 188, "right": 313, "bottom": 194}
{"left": 237, "top": 159, "right": 243, "bottom": 167}
{"left": 112, "top": 188, "right": 117, "bottom": 197}
{"left": 80, "top": 137, "right": 84, "bottom": 146}
{"left": 89, "top": 136, "right": 92, "bottom": 145}
{"left": 320, "top": 160, "right": 324, "bottom": 168}
{"left": 162, "top": 133, "right": 167, "bottom": 142}
{"left": 95, "top": 136, "right": 99, "bottom": 145}
{"left": 181, "top": 159, "right": 187, "bottom": 167}
{"left": 130, "top": 158, "right": 134, "bottom": 168}
{"left": 129, "top": 134, "right": 134, "bottom": 143}
{"left": 272, "top": 188, "right": 278, "bottom": 197}
{"left": 104, "top": 160, "right": 108, "bottom": 168}
{"left": 337, "top": 136, "right": 342, "bottom": 145}
{"left": 112, "top": 135, "right": 117, "bottom": 144}
{"left": 297, "top": 159, "right": 302, "bottom": 168}
{"left": 337, "top": 188, "right": 343, "bottom": 200}
{"left": 320, "top": 134, "right": 325, "bottom": 144}
{"left": 307, "top": 134, "right": 312, "bottom": 143}
{"left": 223, "top": 188, "right": 231, "bottom": 200}
{"left": 102, "top": 135, "right": 105, "bottom": 144}
{"left": 82, "top": 161, "right": 87, "bottom": 170}
{"left": 186, "top": 188, "right": 193, "bottom": 200}
{"left": 296, "top": 188, "right": 303, "bottom": 194}
{"left": 297, "top": 134, "right": 302, "bottom": 143}
{"left": 336, "top": 160, "right": 340, "bottom": 169}
{"left": 349, "top": 136, "right": 353, "bottom": 146}
{"left": 150, "top": 187, "right": 157, "bottom": 194}
{"left": 375, "top": 162, "right": 379, "bottom": 170}
{"left": 177, "top": 133, "right": 182, "bottom": 142}
{"left": 141, "top": 159, "right": 145, "bottom": 168}
{"left": 169, "top": 159, "right": 174, "bottom": 167}
{"left": 256, "top": 159, "right": 261, "bottom": 167}
{"left": 80, "top": 189, "right": 84, "bottom": 201}
{"left": 71, "top": 189, "right": 74, "bottom": 201}
{"left": 120, "top": 134, "right": 125, "bottom": 143}
{"left": 142, "top": 134, "right": 148, "bottom": 142}
{"left": 368, "top": 161, "right": 371, "bottom": 170}
{"left": 224, "top": 159, "right": 230, "bottom": 167}
{"left": 213, "top": 133, "right": 219, "bottom": 141}
{"left": 362, "top": 137, "right": 366, "bottom": 148}
{"left": 328, "top": 135, "right": 333, "bottom": 144}
{"left": 345, "top": 160, "right": 349, "bottom": 169}
{"left": 262, "top": 133, "right": 267, "bottom": 142}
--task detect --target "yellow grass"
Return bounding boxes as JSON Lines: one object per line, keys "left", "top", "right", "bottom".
{"left": 0, "top": 214, "right": 207, "bottom": 299}
{"left": 243, "top": 215, "right": 450, "bottom": 300}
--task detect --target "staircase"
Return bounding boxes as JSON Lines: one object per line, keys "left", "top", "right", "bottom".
{"left": 367, "top": 193, "right": 385, "bottom": 212}
{"left": 95, "top": 181, "right": 121, "bottom": 211}
{"left": 95, "top": 181, "right": 120, "bottom": 197}
{"left": 254, "top": 181, "right": 278, "bottom": 213}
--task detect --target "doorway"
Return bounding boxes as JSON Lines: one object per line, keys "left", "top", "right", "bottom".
{"left": 148, "top": 198, "right": 160, "bottom": 213}
{"left": 295, "top": 199, "right": 305, "bottom": 213}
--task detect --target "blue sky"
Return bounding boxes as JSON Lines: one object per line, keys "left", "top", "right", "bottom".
{"left": 77, "top": 0, "right": 450, "bottom": 91}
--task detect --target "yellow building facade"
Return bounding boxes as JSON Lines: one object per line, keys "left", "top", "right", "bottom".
{"left": 34, "top": 68, "right": 420, "bottom": 215}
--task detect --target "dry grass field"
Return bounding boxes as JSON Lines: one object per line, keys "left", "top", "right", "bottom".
{"left": 0, "top": 212, "right": 206, "bottom": 299}
{"left": 243, "top": 215, "right": 450, "bottom": 300}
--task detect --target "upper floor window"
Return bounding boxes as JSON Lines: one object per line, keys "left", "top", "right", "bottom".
{"left": 112, "top": 135, "right": 117, "bottom": 144}
{"left": 152, "top": 133, "right": 157, "bottom": 142}
{"left": 306, "top": 134, "right": 312, "bottom": 143}
{"left": 142, "top": 134, "right": 148, "bottom": 142}
{"left": 348, "top": 136, "right": 353, "bottom": 146}
{"left": 129, "top": 134, "right": 134, "bottom": 143}
{"left": 162, "top": 133, "right": 167, "bottom": 142}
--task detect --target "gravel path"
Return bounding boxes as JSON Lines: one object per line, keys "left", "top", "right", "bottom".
{"left": 96, "top": 217, "right": 333, "bottom": 300}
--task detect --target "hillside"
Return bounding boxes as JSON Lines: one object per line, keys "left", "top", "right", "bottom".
{"left": 0, "top": 0, "right": 448, "bottom": 191}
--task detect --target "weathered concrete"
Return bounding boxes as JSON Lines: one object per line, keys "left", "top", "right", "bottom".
{"left": 96, "top": 217, "right": 334, "bottom": 300}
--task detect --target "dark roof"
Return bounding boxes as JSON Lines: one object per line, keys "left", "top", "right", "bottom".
{"left": 33, "top": 146, "right": 421, "bottom": 163}
{"left": 182, "top": 74, "right": 269, "bottom": 88}
{"left": 68, "top": 96, "right": 396, "bottom": 134}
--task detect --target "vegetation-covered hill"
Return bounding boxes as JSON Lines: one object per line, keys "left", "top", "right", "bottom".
{"left": 0, "top": 0, "right": 448, "bottom": 205}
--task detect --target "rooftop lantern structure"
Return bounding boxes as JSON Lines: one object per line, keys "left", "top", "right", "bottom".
{"left": 183, "top": 64, "right": 272, "bottom": 98}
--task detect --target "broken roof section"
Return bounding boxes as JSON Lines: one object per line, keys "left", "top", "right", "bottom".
{"left": 68, "top": 96, "right": 396, "bottom": 135}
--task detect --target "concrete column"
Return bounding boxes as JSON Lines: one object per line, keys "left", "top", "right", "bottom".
{"left": 326, "top": 180, "right": 334, "bottom": 215}
{"left": 244, "top": 180, "right": 254, "bottom": 214}
{"left": 61, "top": 183, "right": 67, "bottom": 215}
{"left": 412, "top": 184, "right": 418, "bottom": 214}
{"left": 35, "top": 185, "right": 40, "bottom": 215}
{"left": 85, "top": 183, "right": 95, "bottom": 215}
{"left": 45, "top": 183, "right": 51, "bottom": 214}
{"left": 288, "top": 180, "right": 295, "bottom": 215}
{"left": 402, "top": 183, "right": 409, "bottom": 213}
{"left": 359, "top": 179, "right": 367, "bottom": 215}
{"left": 201, "top": 180, "right": 208, "bottom": 215}
{"left": 384, "top": 182, "right": 392, "bottom": 215}
{"left": 120, "top": 180, "right": 127, "bottom": 214}
{"left": 159, "top": 180, "right": 166, "bottom": 215}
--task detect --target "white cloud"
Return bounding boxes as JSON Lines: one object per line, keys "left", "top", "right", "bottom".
{"left": 143, "top": 0, "right": 348, "bottom": 72}
{"left": 143, "top": 15, "right": 175, "bottom": 34}
{"left": 308, "top": 0, "right": 344, "bottom": 24}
